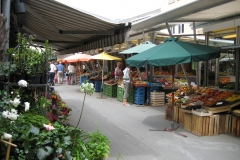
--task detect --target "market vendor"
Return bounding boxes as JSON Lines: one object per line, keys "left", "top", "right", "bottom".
{"left": 115, "top": 62, "right": 123, "bottom": 80}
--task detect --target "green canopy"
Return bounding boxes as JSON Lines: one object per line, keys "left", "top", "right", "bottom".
{"left": 119, "top": 41, "right": 156, "bottom": 54}
{"left": 126, "top": 37, "right": 220, "bottom": 67}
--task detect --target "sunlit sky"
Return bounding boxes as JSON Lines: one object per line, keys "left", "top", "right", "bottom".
{"left": 56, "top": 0, "right": 162, "bottom": 20}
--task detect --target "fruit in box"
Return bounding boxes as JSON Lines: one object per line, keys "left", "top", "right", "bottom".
{"left": 226, "top": 94, "right": 240, "bottom": 102}
{"left": 219, "top": 77, "right": 230, "bottom": 84}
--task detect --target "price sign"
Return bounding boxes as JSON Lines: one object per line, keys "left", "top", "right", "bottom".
{"left": 230, "top": 76, "right": 235, "bottom": 82}
{"left": 216, "top": 102, "right": 223, "bottom": 105}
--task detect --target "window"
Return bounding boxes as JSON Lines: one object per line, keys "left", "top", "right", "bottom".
{"left": 168, "top": 0, "right": 175, "bottom": 4}
{"left": 178, "top": 24, "right": 184, "bottom": 34}
{"left": 171, "top": 26, "right": 175, "bottom": 34}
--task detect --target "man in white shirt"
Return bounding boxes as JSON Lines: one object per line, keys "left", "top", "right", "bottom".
{"left": 48, "top": 61, "right": 57, "bottom": 85}
{"left": 67, "top": 64, "right": 75, "bottom": 85}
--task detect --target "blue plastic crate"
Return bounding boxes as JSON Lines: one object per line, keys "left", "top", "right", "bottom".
{"left": 134, "top": 99, "right": 145, "bottom": 105}
{"left": 148, "top": 82, "right": 162, "bottom": 87}
{"left": 135, "top": 87, "right": 145, "bottom": 92}
{"left": 80, "top": 76, "right": 87, "bottom": 85}
{"left": 135, "top": 92, "right": 145, "bottom": 96}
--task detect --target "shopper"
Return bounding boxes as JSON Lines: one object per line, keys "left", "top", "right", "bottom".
{"left": 56, "top": 61, "right": 64, "bottom": 84}
{"left": 122, "top": 65, "right": 132, "bottom": 106}
{"left": 48, "top": 61, "right": 57, "bottom": 86}
{"left": 67, "top": 63, "right": 75, "bottom": 85}
{"left": 115, "top": 62, "right": 123, "bottom": 80}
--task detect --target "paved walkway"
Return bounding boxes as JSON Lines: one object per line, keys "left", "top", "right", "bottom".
{"left": 54, "top": 84, "right": 240, "bottom": 160}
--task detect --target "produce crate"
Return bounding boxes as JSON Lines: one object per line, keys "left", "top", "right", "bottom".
{"left": 117, "top": 86, "right": 135, "bottom": 103}
{"left": 179, "top": 108, "right": 185, "bottom": 125}
{"left": 208, "top": 115, "right": 220, "bottom": 136}
{"left": 232, "top": 116, "right": 240, "bottom": 137}
{"left": 79, "top": 76, "right": 87, "bottom": 85}
{"left": 94, "top": 81, "right": 102, "bottom": 92}
{"left": 134, "top": 87, "right": 145, "bottom": 105}
{"left": 218, "top": 114, "right": 232, "bottom": 134}
{"left": 165, "top": 108, "right": 172, "bottom": 121}
{"left": 191, "top": 114, "right": 220, "bottom": 136}
{"left": 106, "top": 84, "right": 117, "bottom": 97}
{"left": 183, "top": 110, "right": 192, "bottom": 132}
{"left": 150, "top": 92, "right": 165, "bottom": 106}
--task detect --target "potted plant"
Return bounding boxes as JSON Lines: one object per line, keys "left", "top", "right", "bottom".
{"left": 24, "top": 49, "right": 43, "bottom": 84}
{"left": 0, "top": 61, "right": 16, "bottom": 82}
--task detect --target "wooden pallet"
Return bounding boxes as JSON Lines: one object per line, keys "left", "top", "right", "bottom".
{"left": 151, "top": 102, "right": 165, "bottom": 106}
{"left": 209, "top": 115, "right": 220, "bottom": 136}
{"left": 183, "top": 109, "right": 192, "bottom": 132}
{"left": 218, "top": 114, "right": 232, "bottom": 134}
{"left": 232, "top": 116, "right": 240, "bottom": 137}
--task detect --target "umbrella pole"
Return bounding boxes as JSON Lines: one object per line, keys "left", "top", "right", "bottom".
{"left": 149, "top": 65, "right": 186, "bottom": 137}
{"left": 101, "top": 60, "right": 104, "bottom": 98}
{"left": 181, "top": 64, "right": 192, "bottom": 93}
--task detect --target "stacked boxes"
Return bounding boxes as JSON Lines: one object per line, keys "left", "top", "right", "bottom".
{"left": 89, "top": 79, "right": 94, "bottom": 85}
{"left": 147, "top": 82, "right": 162, "bottom": 104}
{"left": 79, "top": 76, "right": 87, "bottom": 85}
{"left": 117, "top": 86, "right": 135, "bottom": 103}
{"left": 94, "top": 81, "right": 102, "bottom": 92}
{"left": 134, "top": 87, "right": 145, "bottom": 105}
{"left": 106, "top": 84, "right": 117, "bottom": 97}
{"left": 128, "top": 86, "right": 135, "bottom": 104}
{"left": 117, "top": 86, "right": 124, "bottom": 102}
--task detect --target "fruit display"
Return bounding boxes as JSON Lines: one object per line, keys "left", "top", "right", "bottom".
{"left": 166, "top": 86, "right": 191, "bottom": 97}
{"left": 225, "top": 94, "right": 240, "bottom": 103}
{"left": 132, "top": 81, "right": 148, "bottom": 87}
{"left": 154, "top": 70, "right": 195, "bottom": 76}
{"left": 157, "top": 78, "right": 188, "bottom": 88}
{"left": 219, "top": 77, "right": 230, "bottom": 84}
{"left": 105, "top": 79, "right": 118, "bottom": 85}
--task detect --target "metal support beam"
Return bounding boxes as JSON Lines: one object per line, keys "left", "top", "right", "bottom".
{"left": 193, "top": 22, "right": 200, "bottom": 89}
{"left": 235, "top": 26, "right": 240, "bottom": 91}
{"left": 204, "top": 32, "right": 209, "bottom": 87}
{"left": 22, "top": 26, "right": 65, "bottom": 49}
{"left": 33, "top": 39, "right": 83, "bottom": 45}
{"left": 24, "top": 4, "right": 59, "bottom": 33}
{"left": 165, "top": 22, "right": 173, "bottom": 37}
{"left": 60, "top": 30, "right": 114, "bottom": 35}
{"left": 2, "top": 0, "right": 10, "bottom": 52}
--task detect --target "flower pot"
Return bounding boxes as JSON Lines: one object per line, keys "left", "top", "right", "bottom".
{"left": 27, "top": 75, "right": 41, "bottom": 84}
{"left": 14, "top": 74, "right": 26, "bottom": 83}
{"left": 40, "top": 73, "right": 48, "bottom": 84}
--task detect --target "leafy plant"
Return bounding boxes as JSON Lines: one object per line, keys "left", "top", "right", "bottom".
{"left": 0, "top": 61, "right": 17, "bottom": 77}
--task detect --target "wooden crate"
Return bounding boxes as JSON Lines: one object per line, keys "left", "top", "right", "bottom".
{"left": 232, "top": 116, "right": 240, "bottom": 137}
{"left": 179, "top": 108, "right": 185, "bottom": 125}
{"left": 150, "top": 92, "right": 165, "bottom": 106}
{"left": 165, "top": 104, "right": 173, "bottom": 121}
{"left": 218, "top": 114, "right": 232, "bottom": 134}
{"left": 183, "top": 110, "right": 192, "bottom": 132}
{"left": 191, "top": 114, "right": 211, "bottom": 136}
{"left": 173, "top": 105, "right": 179, "bottom": 123}
{"left": 209, "top": 115, "right": 220, "bottom": 136}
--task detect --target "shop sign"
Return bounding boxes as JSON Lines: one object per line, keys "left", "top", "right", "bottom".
{"left": 230, "top": 76, "right": 235, "bottom": 82}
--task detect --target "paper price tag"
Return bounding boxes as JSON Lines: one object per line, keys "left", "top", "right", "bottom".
{"left": 216, "top": 102, "right": 223, "bottom": 105}
{"left": 230, "top": 76, "right": 235, "bottom": 82}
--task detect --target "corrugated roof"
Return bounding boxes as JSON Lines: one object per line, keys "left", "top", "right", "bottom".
{"left": 18, "top": 0, "right": 130, "bottom": 54}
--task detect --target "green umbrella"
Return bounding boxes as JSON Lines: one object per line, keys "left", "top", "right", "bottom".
{"left": 126, "top": 37, "right": 220, "bottom": 67}
{"left": 119, "top": 41, "right": 156, "bottom": 54}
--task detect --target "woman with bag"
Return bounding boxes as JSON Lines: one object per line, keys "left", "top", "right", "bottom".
{"left": 122, "top": 65, "right": 132, "bottom": 106}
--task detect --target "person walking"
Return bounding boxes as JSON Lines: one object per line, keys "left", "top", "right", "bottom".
{"left": 115, "top": 62, "right": 123, "bottom": 80}
{"left": 48, "top": 61, "right": 57, "bottom": 86}
{"left": 67, "top": 63, "right": 75, "bottom": 85}
{"left": 56, "top": 61, "right": 64, "bottom": 84}
{"left": 122, "top": 65, "right": 132, "bottom": 106}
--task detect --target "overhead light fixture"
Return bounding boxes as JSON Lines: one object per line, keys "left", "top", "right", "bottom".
{"left": 222, "top": 34, "right": 236, "bottom": 39}
{"left": 13, "top": 0, "right": 26, "bottom": 14}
